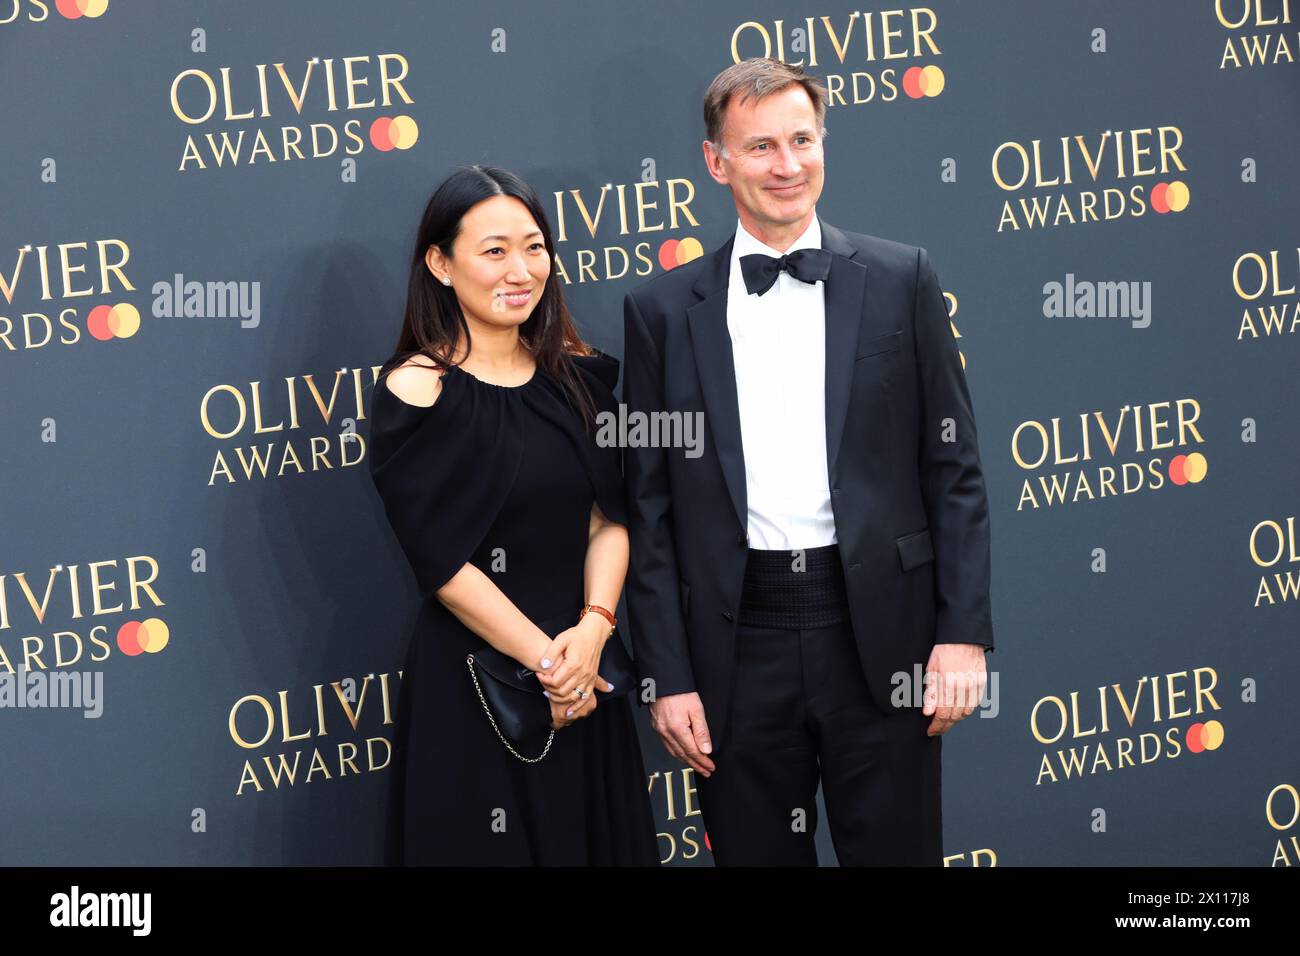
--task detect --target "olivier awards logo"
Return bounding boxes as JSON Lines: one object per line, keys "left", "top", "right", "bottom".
{"left": 1031, "top": 667, "right": 1225, "bottom": 785}
{"left": 551, "top": 173, "right": 704, "bottom": 285}
{"left": 0, "top": 239, "right": 139, "bottom": 358}
{"left": 647, "top": 768, "right": 709, "bottom": 864}
{"left": 169, "top": 53, "right": 417, "bottom": 172}
{"left": 228, "top": 672, "right": 400, "bottom": 796}
{"left": 945, "top": 291, "right": 968, "bottom": 368}
{"left": 729, "top": 8, "right": 946, "bottom": 105}
{"left": 0, "top": 0, "right": 108, "bottom": 24}
{"left": 944, "top": 847, "right": 997, "bottom": 866}
{"left": 992, "top": 126, "right": 1189, "bottom": 233}
{"left": 1248, "top": 515, "right": 1300, "bottom": 606}
{"left": 1012, "top": 398, "right": 1207, "bottom": 511}
{"left": 1266, "top": 781, "right": 1300, "bottom": 865}
{"left": 199, "top": 365, "right": 379, "bottom": 486}
{"left": 0, "top": 555, "right": 169, "bottom": 675}
{"left": 1216, "top": 0, "right": 1297, "bottom": 69}
{"left": 1232, "top": 246, "right": 1299, "bottom": 341}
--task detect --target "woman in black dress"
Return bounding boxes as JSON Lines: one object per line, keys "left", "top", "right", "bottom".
{"left": 367, "top": 165, "right": 659, "bottom": 865}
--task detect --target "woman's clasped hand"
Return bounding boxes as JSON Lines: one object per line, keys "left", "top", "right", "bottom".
{"left": 535, "top": 615, "right": 615, "bottom": 729}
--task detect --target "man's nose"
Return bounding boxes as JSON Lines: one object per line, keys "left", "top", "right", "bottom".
{"left": 772, "top": 142, "right": 802, "bottom": 175}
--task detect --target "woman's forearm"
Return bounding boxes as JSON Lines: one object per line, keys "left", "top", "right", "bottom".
{"left": 434, "top": 517, "right": 628, "bottom": 670}
{"left": 436, "top": 564, "right": 553, "bottom": 670}
{"left": 584, "top": 521, "right": 629, "bottom": 614}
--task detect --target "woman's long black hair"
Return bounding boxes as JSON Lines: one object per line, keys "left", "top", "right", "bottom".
{"left": 378, "top": 165, "right": 599, "bottom": 429}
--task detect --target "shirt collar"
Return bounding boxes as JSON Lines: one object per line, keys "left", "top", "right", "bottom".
{"left": 732, "top": 210, "right": 821, "bottom": 264}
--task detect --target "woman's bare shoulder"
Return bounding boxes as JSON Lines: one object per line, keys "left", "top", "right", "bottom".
{"left": 384, "top": 353, "right": 448, "bottom": 408}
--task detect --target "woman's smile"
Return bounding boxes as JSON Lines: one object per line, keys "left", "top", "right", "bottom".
{"left": 498, "top": 288, "right": 533, "bottom": 307}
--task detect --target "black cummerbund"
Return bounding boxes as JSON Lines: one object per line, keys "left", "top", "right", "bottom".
{"left": 738, "top": 543, "right": 850, "bottom": 630}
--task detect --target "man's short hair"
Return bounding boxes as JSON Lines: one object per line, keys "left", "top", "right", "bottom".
{"left": 702, "top": 57, "right": 829, "bottom": 156}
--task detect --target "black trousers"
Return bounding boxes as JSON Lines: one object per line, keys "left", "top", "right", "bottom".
{"left": 695, "top": 578, "right": 943, "bottom": 866}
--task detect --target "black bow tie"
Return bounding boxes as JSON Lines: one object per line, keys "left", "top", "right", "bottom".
{"left": 739, "top": 247, "right": 832, "bottom": 296}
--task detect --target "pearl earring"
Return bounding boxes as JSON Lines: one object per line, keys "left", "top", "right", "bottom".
{"left": 441, "top": 277, "right": 451, "bottom": 286}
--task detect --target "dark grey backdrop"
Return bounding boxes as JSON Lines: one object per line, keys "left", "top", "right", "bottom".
{"left": 2, "top": 0, "right": 1297, "bottom": 866}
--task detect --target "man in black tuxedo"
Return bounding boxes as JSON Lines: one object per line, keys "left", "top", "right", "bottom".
{"left": 621, "top": 58, "right": 994, "bottom": 866}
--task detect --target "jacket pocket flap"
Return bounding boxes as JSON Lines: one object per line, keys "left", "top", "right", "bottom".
{"left": 896, "top": 527, "right": 935, "bottom": 571}
{"left": 856, "top": 328, "right": 902, "bottom": 359}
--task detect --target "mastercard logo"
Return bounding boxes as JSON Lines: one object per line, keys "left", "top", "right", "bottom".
{"left": 116, "top": 618, "right": 170, "bottom": 657}
{"left": 56, "top": 0, "right": 108, "bottom": 17}
{"left": 1150, "top": 181, "right": 1190, "bottom": 214}
{"left": 657, "top": 237, "right": 704, "bottom": 271}
{"left": 86, "top": 302, "right": 140, "bottom": 341}
{"left": 1168, "top": 452, "right": 1207, "bottom": 486}
{"left": 1185, "top": 719, "right": 1224, "bottom": 753}
{"left": 369, "top": 115, "right": 419, "bottom": 152}
{"left": 902, "top": 65, "right": 945, "bottom": 99}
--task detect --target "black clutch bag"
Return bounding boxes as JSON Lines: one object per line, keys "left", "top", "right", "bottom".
{"left": 465, "top": 608, "right": 635, "bottom": 763}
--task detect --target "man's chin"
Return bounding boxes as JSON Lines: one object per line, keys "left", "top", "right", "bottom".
{"left": 760, "top": 202, "right": 816, "bottom": 225}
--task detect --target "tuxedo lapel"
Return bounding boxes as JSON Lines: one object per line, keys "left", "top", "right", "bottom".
{"left": 819, "top": 218, "right": 869, "bottom": 480}
{"left": 683, "top": 217, "right": 869, "bottom": 535}
{"left": 687, "top": 234, "right": 748, "bottom": 533}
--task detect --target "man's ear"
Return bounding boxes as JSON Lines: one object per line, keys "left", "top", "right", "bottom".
{"left": 702, "top": 140, "right": 729, "bottom": 186}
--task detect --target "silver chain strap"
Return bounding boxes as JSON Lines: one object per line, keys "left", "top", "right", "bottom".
{"left": 466, "top": 655, "right": 556, "bottom": 763}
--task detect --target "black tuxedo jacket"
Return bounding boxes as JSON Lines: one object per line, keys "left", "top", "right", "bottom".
{"left": 621, "top": 216, "right": 993, "bottom": 745}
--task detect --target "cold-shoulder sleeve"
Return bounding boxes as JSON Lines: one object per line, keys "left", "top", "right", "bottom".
{"left": 568, "top": 350, "right": 627, "bottom": 528}
{"left": 367, "top": 369, "right": 523, "bottom": 599}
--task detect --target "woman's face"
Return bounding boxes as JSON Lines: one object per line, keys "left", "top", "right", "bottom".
{"left": 427, "top": 194, "right": 551, "bottom": 335}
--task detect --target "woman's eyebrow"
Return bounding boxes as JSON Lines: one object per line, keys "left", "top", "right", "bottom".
{"left": 478, "top": 231, "right": 544, "bottom": 244}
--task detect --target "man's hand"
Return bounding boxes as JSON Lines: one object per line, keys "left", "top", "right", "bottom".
{"left": 648, "top": 691, "right": 715, "bottom": 777}
{"left": 923, "top": 643, "right": 987, "bottom": 736}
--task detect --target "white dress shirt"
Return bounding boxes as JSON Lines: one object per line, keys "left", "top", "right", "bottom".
{"left": 726, "top": 212, "right": 837, "bottom": 550}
